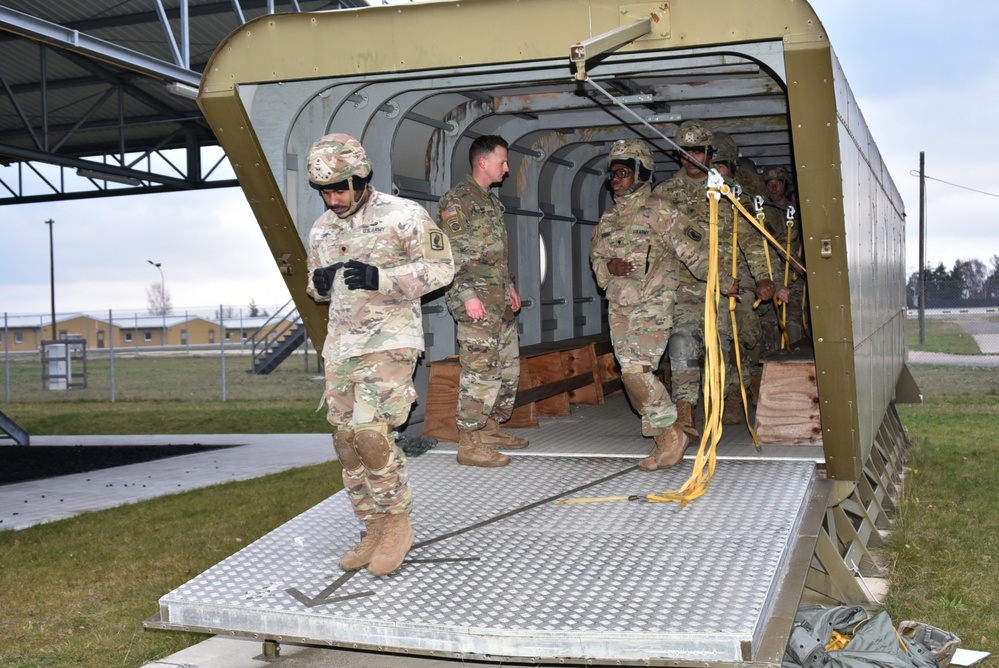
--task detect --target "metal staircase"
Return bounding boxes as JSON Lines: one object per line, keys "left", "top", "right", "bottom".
{"left": 248, "top": 300, "right": 307, "bottom": 375}
{"left": 0, "top": 410, "right": 30, "bottom": 446}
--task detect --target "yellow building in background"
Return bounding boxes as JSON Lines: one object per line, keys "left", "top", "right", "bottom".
{"left": 1, "top": 313, "right": 296, "bottom": 353}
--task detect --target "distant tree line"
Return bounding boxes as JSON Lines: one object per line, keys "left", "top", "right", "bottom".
{"left": 907, "top": 256, "right": 999, "bottom": 307}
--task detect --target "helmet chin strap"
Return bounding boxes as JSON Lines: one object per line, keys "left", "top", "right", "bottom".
{"left": 331, "top": 182, "right": 366, "bottom": 218}
{"left": 618, "top": 177, "right": 646, "bottom": 198}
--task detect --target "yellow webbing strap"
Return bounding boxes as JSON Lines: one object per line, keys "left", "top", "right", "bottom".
{"left": 725, "top": 194, "right": 760, "bottom": 449}
{"left": 648, "top": 178, "right": 724, "bottom": 507}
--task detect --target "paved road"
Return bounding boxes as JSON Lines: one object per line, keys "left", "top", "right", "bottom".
{"left": 908, "top": 351, "right": 999, "bottom": 367}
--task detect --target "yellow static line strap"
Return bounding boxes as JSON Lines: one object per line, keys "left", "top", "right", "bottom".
{"left": 554, "top": 495, "right": 649, "bottom": 505}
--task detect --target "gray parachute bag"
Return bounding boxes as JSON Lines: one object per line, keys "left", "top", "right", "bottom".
{"left": 783, "top": 605, "right": 941, "bottom": 668}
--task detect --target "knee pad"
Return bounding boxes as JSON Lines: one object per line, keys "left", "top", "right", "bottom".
{"left": 354, "top": 425, "right": 392, "bottom": 470}
{"left": 332, "top": 428, "right": 360, "bottom": 469}
{"left": 668, "top": 332, "right": 699, "bottom": 370}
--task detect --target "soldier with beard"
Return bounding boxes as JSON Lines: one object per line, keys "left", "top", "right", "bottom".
{"left": 306, "top": 133, "right": 454, "bottom": 576}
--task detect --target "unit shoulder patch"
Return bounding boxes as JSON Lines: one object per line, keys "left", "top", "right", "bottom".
{"left": 426, "top": 229, "right": 447, "bottom": 256}
{"left": 684, "top": 225, "right": 703, "bottom": 243}
{"left": 440, "top": 205, "right": 467, "bottom": 236}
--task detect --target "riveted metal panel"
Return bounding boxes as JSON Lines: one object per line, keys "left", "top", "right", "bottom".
{"left": 157, "top": 454, "right": 817, "bottom": 664}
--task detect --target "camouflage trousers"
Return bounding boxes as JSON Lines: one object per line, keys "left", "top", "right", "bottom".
{"left": 609, "top": 301, "right": 677, "bottom": 435}
{"left": 324, "top": 349, "right": 419, "bottom": 521}
{"left": 323, "top": 348, "right": 419, "bottom": 429}
{"left": 670, "top": 282, "right": 754, "bottom": 405}
{"left": 338, "top": 425, "right": 413, "bottom": 520}
{"left": 455, "top": 314, "right": 520, "bottom": 432}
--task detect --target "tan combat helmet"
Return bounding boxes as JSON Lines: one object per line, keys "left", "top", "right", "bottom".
{"left": 673, "top": 119, "right": 714, "bottom": 150}
{"left": 763, "top": 165, "right": 792, "bottom": 186}
{"left": 608, "top": 138, "right": 655, "bottom": 181}
{"left": 711, "top": 131, "right": 739, "bottom": 166}
{"left": 307, "top": 133, "right": 372, "bottom": 187}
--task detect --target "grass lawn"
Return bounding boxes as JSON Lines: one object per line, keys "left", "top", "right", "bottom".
{"left": 0, "top": 462, "right": 342, "bottom": 668}
{"left": 1, "top": 357, "right": 997, "bottom": 665}
{"left": 907, "top": 317, "right": 982, "bottom": 354}
{"left": 888, "top": 366, "right": 999, "bottom": 652}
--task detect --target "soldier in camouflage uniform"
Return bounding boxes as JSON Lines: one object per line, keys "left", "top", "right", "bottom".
{"left": 762, "top": 165, "right": 808, "bottom": 350}
{"left": 438, "top": 135, "right": 526, "bottom": 468}
{"left": 653, "top": 121, "right": 774, "bottom": 433}
{"left": 305, "top": 133, "right": 454, "bottom": 576}
{"left": 590, "top": 139, "right": 711, "bottom": 471}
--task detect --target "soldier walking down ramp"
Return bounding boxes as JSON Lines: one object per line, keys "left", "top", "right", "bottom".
{"left": 305, "top": 133, "right": 454, "bottom": 576}
{"left": 590, "top": 139, "right": 711, "bottom": 471}
{"left": 438, "top": 135, "right": 527, "bottom": 468}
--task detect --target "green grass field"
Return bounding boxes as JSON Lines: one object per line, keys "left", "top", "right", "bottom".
{"left": 1, "top": 356, "right": 997, "bottom": 666}
{"left": 907, "top": 317, "right": 984, "bottom": 354}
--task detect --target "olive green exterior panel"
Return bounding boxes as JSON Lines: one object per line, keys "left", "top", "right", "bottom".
{"left": 200, "top": 0, "right": 826, "bottom": 94}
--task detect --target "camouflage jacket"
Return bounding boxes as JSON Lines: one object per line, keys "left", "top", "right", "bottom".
{"left": 306, "top": 186, "right": 454, "bottom": 359}
{"left": 589, "top": 182, "right": 710, "bottom": 307}
{"left": 654, "top": 170, "right": 768, "bottom": 287}
{"left": 437, "top": 174, "right": 515, "bottom": 315}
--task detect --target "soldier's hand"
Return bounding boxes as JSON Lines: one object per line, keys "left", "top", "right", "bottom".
{"left": 509, "top": 285, "right": 522, "bottom": 313}
{"left": 343, "top": 259, "right": 379, "bottom": 291}
{"left": 724, "top": 278, "right": 741, "bottom": 299}
{"left": 464, "top": 297, "right": 486, "bottom": 320}
{"left": 755, "top": 278, "right": 776, "bottom": 301}
{"left": 776, "top": 287, "right": 791, "bottom": 303}
{"left": 311, "top": 263, "right": 343, "bottom": 296}
{"left": 607, "top": 259, "right": 636, "bottom": 276}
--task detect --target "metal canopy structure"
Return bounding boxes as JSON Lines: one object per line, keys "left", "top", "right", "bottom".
{"left": 0, "top": 0, "right": 369, "bottom": 205}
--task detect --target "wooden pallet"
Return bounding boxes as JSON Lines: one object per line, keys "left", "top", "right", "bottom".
{"left": 423, "top": 334, "right": 620, "bottom": 442}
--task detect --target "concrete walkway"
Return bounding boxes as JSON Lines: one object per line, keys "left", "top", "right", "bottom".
{"left": 908, "top": 350, "right": 999, "bottom": 367}
{"left": 0, "top": 433, "right": 333, "bottom": 531}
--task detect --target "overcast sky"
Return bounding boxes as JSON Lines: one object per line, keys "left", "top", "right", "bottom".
{"left": 2, "top": 0, "right": 997, "bottom": 318}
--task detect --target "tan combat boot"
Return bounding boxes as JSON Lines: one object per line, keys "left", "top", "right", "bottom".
{"left": 339, "top": 518, "right": 385, "bottom": 571}
{"left": 478, "top": 417, "right": 529, "bottom": 449}
{"left": 722, "top": 389, "right": 744, "bottom": 425}
{"left": 367, "top": 513, "right": 414, "bottom": 577}
{"left": 457, "top": 430, "right": 511, "bottom": 467}
{"left": 638, "top": 423, "right": 689, "bottom": 471}
{"left": 675, "top": 400, "right": 699, "bottom": 439}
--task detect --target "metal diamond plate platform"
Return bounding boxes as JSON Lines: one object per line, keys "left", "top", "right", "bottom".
{"left": 154, "top": 452, "right": 819, "bottom": 665}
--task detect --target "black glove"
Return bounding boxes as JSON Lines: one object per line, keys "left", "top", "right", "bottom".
{"left": 343, "top": 259, "right": 379, "bottom": 291}
{"left": 311, "top": 262, "right": 343, "bottom": 296}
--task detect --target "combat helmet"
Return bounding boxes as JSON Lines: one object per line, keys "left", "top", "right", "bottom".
{"left": 763, "top": 165, "right": 792, "bottom": 185}
{"left": 673, "top": 119, "right": 714, "bottom": 150}
{"left": 608, "top": 139, "right": 655, "bottom": 182}
{"left": 711, "top": 131, "right": 739, "bottom": 166}
{"left": 307, "top": 133, "right": 372, "bottom": 188}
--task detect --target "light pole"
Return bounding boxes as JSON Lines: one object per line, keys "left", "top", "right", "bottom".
{"left": 45, "top": 219, "right": 56, "bottom": 340}
{"left": 147, "top": 260, "right": 167, "bottom": 346}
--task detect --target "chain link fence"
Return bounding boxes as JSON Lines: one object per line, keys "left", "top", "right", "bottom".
{"left": 907, "top": 302, "right": 999, "bottom": 366}
{"left": 2, "top": 305, "right": 323, "bottom": 405}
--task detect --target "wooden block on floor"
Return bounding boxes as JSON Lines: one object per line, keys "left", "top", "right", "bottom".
{"left": 594, "top": 349, "right": 622, "bottom": 398}
{"left": 423, "top": 360, "right": 462, "bottom": 443}
{"left": 562, "top": 345, "right": 603, "bottom": 405}
{"left": 504, "top": 364, "right": 540, "bottom": 428}
{"left": 423, "top": 358, "right": 539, "bottom": 442}
{"left": 525, "top": 352, "right": 571, "bottom": 417}
{"left": 754, "top": 353, "right": 822, "bottom": 445}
